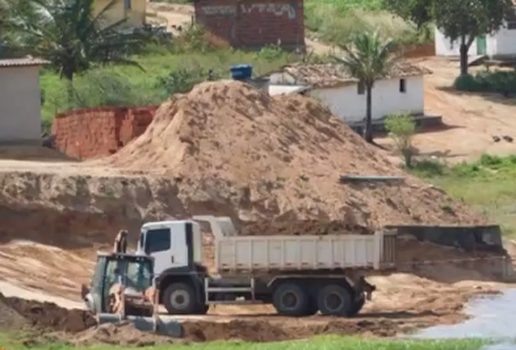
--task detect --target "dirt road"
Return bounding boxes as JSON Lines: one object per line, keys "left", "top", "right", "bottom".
{"left": 395, "top": 58, "right": 516, "bottom": 163}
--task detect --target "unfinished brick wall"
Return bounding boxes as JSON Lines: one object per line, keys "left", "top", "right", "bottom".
{"left": 51, "top": 105, "right": 159, "bottom": 159}
{"left": 193, "top": 0, "right": 305, "bottom": 50}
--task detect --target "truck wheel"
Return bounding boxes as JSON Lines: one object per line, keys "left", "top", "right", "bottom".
{"left": 163, "top": 282, "right": 198, "bottom": 315}
{"left": 317, "top": 284, "right": 352, "bottom": 317}
{"left": 348, "top": 292, "right": 365, "bottom": 317}
{"left": 272, "top": 283, "right": 309, "bottom": 317}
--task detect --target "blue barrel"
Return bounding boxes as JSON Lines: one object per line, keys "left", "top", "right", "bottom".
{"left": 230, "top": 64, "right": 253, "bottom": 80}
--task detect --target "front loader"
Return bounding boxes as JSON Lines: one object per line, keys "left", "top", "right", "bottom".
{"left": 80, "top": 231, "right": 182, "bottom": 336}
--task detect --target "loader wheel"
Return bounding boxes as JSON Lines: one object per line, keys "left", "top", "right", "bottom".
{"left": 272, "top": 282, "right": 309, "bottom": 317}
{"left": 163, "top": 282, "right": 198, "bottom": 315}
{"left": 348, "top": 292, "right": 365, "bottom": 317}
{"left": 317, "top": 284, "right": 352, "bottom": 317}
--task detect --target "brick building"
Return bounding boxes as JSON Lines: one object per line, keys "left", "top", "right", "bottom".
{"left": 193, "top": 0, "right": 305, "bottom": 50}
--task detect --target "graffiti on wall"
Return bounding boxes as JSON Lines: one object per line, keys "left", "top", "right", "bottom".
{"left": 200, "top": 3, "right": 297, "bottom": 19}
{"left": 240, "top": 3, "right": 297, "bottom": 19}
{"left": 200, "top": 5, "right": 237, "bottom": 15}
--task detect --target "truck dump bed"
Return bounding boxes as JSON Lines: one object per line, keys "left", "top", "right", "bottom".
{"left": 215, "top": 232, "right": 396, "bottom": 274}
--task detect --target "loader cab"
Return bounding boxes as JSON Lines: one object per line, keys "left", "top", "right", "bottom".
{"left": 86, "top": 253, "right": 154, "bottom": 313}
{"left": 139, "top": 220, "right": 203, "bottom": 276}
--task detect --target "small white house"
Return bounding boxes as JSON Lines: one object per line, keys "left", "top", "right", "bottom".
{"left": 0, "top": 57, "right": 49, "bottom": 144}
{"left": 268, "top": 61, "right": 432, "bottom": 125}
{"left": 435, "top": 4, "right": 516, "bottom": 58}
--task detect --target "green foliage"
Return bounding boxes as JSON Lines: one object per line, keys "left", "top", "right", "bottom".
{"left": 305, "top": 4, "right": 427, "bottom": 47}
{"left": 335, "top": 31, "right": 398, "bottom": 87}
{"left": 454, "top": 70, "right": 516, "bottom": 94}
{"left": 157, "top": 66, "right": 221, "bottom": 96}
{"left": 40, "top": 48, "right": 296, "bottom": 130}
{"left": 385, "top": 112, "right": 416, "bottom": 167}
{"left": 7, "top": 0, "right": 150, "bottom": 81}
{"left": 383, "top": 0, "right": 434, "bottom": 28}
{"left": 409, "top": 154, "right": 516, "bottom": 237}
{"left": 0, "top": 332, "right": 488, "bottom": 350}
{"left": 257, "top": 44, "right": 288, "bottom": 61}
{"left": 174, "top": 24, "right": 213, "bottom": 53}
{"left": 434, "top": 0, "right": 514, "bottom": 46}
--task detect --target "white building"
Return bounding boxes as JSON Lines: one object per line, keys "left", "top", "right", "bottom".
{"left": 268, "top": 61, "right": 432, "bottom": 125}
{"left": 0, "top": 57, "right": 48, "bottom": 144}
{"left": 435, "top": 5, "right": 516, "bottom": 58}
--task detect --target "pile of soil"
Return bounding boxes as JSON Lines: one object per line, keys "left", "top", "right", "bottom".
{"left": 0, "top": 293, "right": 95, "bottom": 333}
{"left": 106, "top": 80, "right": 482, "bottom": 235}
{"left": 71, "top": 322, "right": 177, "bottom": 347}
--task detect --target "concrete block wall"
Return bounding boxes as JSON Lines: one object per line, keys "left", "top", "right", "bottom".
{"left": 194, "top": 0, "right": 305, "bottom": 50}
{"left": 51, "top": 105, "right": 158, "bottom": 159}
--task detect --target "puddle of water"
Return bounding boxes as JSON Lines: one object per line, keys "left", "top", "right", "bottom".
{"left": 482, "top": 345, "right": 516, "bottom": 350}
{"left": 413, "top": 289, "right": 516, "bottom": 340}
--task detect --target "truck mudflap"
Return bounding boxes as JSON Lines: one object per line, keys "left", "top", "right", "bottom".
{"left": 356, "top": 276, "right": 376, "bottom": 301}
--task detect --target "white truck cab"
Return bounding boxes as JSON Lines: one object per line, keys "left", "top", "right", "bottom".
{"left": 139, "top": 220, "right": 203, "bottom": 275}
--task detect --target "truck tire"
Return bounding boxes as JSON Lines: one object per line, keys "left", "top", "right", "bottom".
{"left": 163, "top": 282, "right": 198, "bottom": 315}
{"left": 317, "top": 284, "right": 352, "bottom": 317}
{"left": 272, "top": 282, "right": 310, "bottom": 317}
{"left": 348, "top": 292, "right": 365, "bottom": 317}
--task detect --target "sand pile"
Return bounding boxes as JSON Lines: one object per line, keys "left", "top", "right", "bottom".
{"left": 0, "top": 293, "right": 95, "bottom": 333}
{"left": 107, "top": 80, "right": 481, "bottom": 234}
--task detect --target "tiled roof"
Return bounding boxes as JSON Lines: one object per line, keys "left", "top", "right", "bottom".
{"left": 276, "top": 60, "right": 433, "bottom": 88}
{"left": 0, "top": 57, "right": 50, "bottom": 68}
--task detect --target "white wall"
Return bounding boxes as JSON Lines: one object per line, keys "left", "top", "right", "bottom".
{"left": 435, "top": 26, "right": 516, "bottom": 57}
{"left": 309, "top": 76, "right": 425, "bottom": 123}
{"left": 491, "top": 27, "right": 516, "bottom": 56}
{"left": 0, "top": 66, "right": 43, "bottom": 144}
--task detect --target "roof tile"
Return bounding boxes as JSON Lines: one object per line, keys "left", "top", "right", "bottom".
{"left": 0, "top": 57, "right": 50, "bottom": 68}
{"left": 277, "top": 60, "right": 432, "bottom": 88}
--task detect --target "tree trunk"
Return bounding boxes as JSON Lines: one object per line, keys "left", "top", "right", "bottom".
{"left": 364, "top": 84, "right": 373, "bottom": 143}
{"left": 64, "top": 71, "right": 75, "bottom": 108}
{"left": 459, "top": 44, "right": 469, "bottom": 76}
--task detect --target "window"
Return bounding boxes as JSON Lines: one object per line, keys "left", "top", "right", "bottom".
{"left": 357, "top": 81, "right": 365, "bottom": 95}
{"left": 399, "top": 78, "right": 406, "bottom": 93}
{"left": 125, "top": 0, "right": 132, "bottom": 10}
{"left": 144, "top": 229, "right": 171, "bottom": 254}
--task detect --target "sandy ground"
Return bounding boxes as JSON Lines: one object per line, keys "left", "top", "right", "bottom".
{"left": 0, "top": 6, "right": 516, "bottom": 342}
{"left": 385, "top": 58, "right": 516, "bottom": 163}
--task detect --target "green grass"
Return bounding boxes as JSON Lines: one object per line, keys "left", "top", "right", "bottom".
{"left": 409, "top": 154, "right": 516, "bottom": 237}
{"left": 303, "top": 0, "right": 432, "bottom": 46}
{"left": 0, "top": 333, "right": 489, "bottom": 350}
{"left": 40, "top": 46, "right": 297, "bottom": 132}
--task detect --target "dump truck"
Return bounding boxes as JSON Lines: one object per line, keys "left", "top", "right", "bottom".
{"left": 134, "top": 216, "right": 397, "bottom": 317}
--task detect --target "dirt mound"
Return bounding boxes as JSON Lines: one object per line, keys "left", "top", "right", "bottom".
{"left": 106, "top": 80, "right": 481, "bottom": 234}
{"left": 0, "top": 293, "right": 95, "bottom": 333}
{"left": 72, "top": 322, "right": 177, "bottom": 347}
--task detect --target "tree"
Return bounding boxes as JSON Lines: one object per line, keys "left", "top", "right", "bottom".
{"left": 434, "top": 0, "right": 514, "bottom": 76}
{"left": 7, "top": 0, "right": 149, "bottom": 101}
{"left": 384, "top": 0, "right": 514, "bottom": 76}
{"left": 333, "top": 31, "right": 398, "bottom": 143}
{"left": 383, "top": 0, "right": 434, "bottom": 29}
{"left": 385, "top": 112, "right": 416, "bottom": 168}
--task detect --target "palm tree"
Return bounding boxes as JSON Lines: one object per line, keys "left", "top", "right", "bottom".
{"left": 7, "top": 0, "right": 148, "bottom": 102}
{"left": 334, "top": 31, "right": 398, "bottom": 143}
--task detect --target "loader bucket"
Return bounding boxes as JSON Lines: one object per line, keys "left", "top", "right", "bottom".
{"left": 97, "top": 313, "right": 184, "bottom": 337}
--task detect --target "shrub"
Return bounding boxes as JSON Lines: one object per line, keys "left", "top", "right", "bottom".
{"left": 157, "top": 66, "right": 222, "bottom": 96}
{"left": 454, "top": 70, "right": 516, "bottom": 94}
{"left": 385, "top": 112, "right": 416, "bottom": 168}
